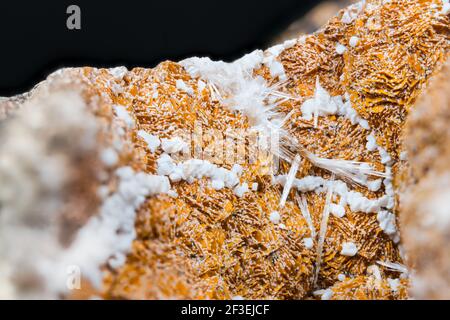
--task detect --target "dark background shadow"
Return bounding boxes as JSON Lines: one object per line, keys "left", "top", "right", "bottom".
{"left": 0, "top": 0, "right": 320, "bottom": 96}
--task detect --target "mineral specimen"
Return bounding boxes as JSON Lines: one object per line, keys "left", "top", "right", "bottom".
{"left": 0, "top": 0, "right": 449, "bottom": 300}
{"left": 400, "top": 58, "right": 450, "bottom": 300}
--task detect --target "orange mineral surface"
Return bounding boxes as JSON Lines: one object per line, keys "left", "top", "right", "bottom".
{"left": 0, "top": 0, "right": 449, "bottom": 300}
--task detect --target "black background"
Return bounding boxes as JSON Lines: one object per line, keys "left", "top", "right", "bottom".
{"left": 0, "top": 0, "right": 320, "bottom": 96}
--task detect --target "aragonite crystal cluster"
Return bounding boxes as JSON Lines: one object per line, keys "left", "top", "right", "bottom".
{"left": 0, "top": 0, "right": 449, "bottom": 300}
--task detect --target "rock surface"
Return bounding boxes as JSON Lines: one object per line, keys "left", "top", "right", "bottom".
{"left": 400, "top": 59, "right": 450, "bottom": 300}
{"left": 0, "top": 0, "right": 449, "bottom": 299}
